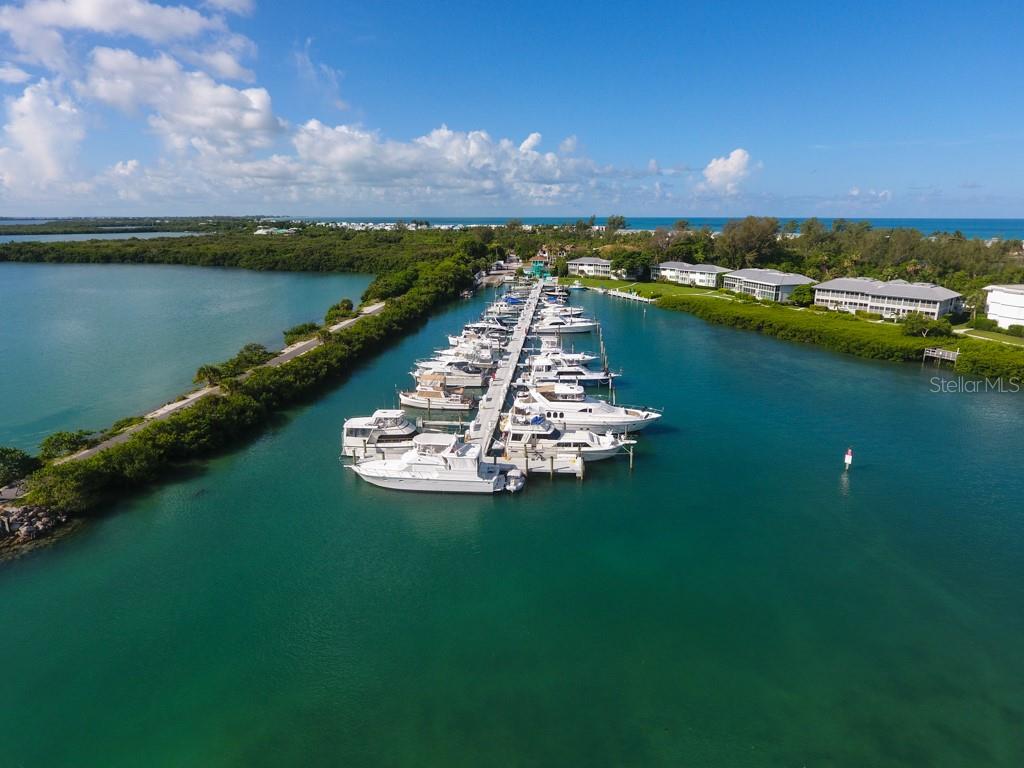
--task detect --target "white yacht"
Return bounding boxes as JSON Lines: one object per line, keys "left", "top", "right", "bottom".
{"left": 514, "top": 383, "right": 661, "bottom": 433}
{"left": 514, "top": 355, "right": 618, "bottom": 387}
{"left": 399, "top": 384, "right": 475, "bottom": 411}
{"left": 499, "top": 411, "right": 634, "bottom": 461}
{"left": 412, "top": 361, "right": 488, "bottom": 388}
{"left": 350, "top": 433, "right": 525, "bottom": 494}
{"left": 533, "top": 315, "right": 599, "bottom": 334}
{"left": 538, "top": 304, "right": 585, "bottom": 317}
{"left": 341, "top": 409, "right": 420, "bottom": 460}
{"left": 524, "top": 346, "right": 600, "bottom": 368}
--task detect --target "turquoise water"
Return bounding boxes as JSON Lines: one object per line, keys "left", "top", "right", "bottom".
{"left": 0, "top": 263, "right": 372, "bottom": 450}
{"left": 1, "top": 286, "right": 1023, "bottom": 766}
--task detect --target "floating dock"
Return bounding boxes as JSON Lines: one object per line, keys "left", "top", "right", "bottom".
{"left": 468, "top": 281, "right": 544, "bottom": 454}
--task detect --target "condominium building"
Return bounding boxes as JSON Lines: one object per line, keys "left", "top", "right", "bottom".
{"left": 722, "top": 268, "right": 815, "bottom": 302}
{"left": 813, "top": 277, "right": 963, "bottom": 319}
{"left": 650, "top": 261, "right": 732, "bottom": 288}
{"left": 566, "top": 257, "right": 612, "bottom": 278}
{"left": 982, "top": 284, "right": 1024, "bottom": 329}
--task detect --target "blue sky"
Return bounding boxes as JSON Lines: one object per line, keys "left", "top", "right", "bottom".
{"left": 0, "top": 0, "right": 1021, "bottom": 216}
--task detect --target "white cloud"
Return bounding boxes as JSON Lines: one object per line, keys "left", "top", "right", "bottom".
{"left": 0, "top": 0, "right": 222, "bottom": 69}
{"left": 0, "top": 78, "right": 84, "bottom": 189}
{"left": 83, "top": 47, "right": 283, "bottom": 155}
{"left": 701, "top": 148, "right": 751, "bottom": 193}
{"left": 559, "top": 134, "right": 577, "bottom": 154}
{"left": 0, "top": 63, "right": 31, "bottom": 83}
{"left": 848, "top": 186, "right": 892, "bottom": 203}
{"left": 518, "top": 131, "right": 542, "bottom": 153}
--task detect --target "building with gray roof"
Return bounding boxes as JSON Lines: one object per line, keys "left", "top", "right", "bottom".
{"left": 722, "top": 268, "right": 815, "bottom": 302}
{"left": 651, "top": 261, "right": 732, "bottom": 288}
{"left": 814, "top": 277, "right": 963, "bottom": 319}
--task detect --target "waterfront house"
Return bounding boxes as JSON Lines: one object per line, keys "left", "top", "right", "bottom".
{"left": 722, "top": 268, "right": 815, "bottom": 302}
{"left": 814, "top": 277, "right": 963, "bottom": 319}
{"left": 651, "top": 261, "right": 732, "bottom": 288}
{"left": 567, "top": 257, "right": 612, "bottom": 278}
{"left": 982, "top": 284, "right": 1024, "bottom": 328}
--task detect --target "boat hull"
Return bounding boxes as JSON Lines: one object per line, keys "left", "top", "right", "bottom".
{"left": 349, "top": 467, "right": 504, "bottom": 494}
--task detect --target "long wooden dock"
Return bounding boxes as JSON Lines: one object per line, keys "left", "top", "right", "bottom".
{"left": 468, "top": 281, "right": 544, "bottom": 453}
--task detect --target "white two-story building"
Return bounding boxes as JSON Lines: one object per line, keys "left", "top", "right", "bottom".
{"left": 722, "top": 268, "right": 815, "bottom": 303}
{"left": 650, "top": 261, "right": 732, "bottom": 288}
{"left": 983, "top": 284, "right": 1024, "bottom": 329}
{"left": 566, "top": 257, "right": 612, "bottom": 278}
{"left": 813, "top": 277, "right": 963, "bottom": 319}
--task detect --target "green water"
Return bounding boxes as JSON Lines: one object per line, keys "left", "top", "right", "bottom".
{"left": 0, "top": 263, "right": 372, "bottom": 450}
{"left": 2, "top": 287, "right": 1023, "bottom": 766}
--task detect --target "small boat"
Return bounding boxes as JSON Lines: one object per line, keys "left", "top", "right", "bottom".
{"left": 460, "top": 289, "right": 474, "bottom": 299}
{"left": 350, "top": 433, "right": 525, "bottom": 494}
{"left": 538, "top": 304, "right": 585, "bottom": 317}
{"left": 399, "top": 384, "right": 475, "bottom": 411}
{"left": 514, "top": 383, "right": 661, "bottom": 433}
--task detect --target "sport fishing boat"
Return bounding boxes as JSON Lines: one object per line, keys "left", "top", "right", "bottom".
{"left": 499, "top": 411, "right": 634, "bottom": 461}
{"left": 350, "top": 433, "right": 526, "bottom": 494}
{"left": 532, "top": 315, "right": 599, "bottom": 334}
{"left": 524, "top": 343, "right": 600, "bottom": 368}
{"left": 399, "top": 384, "right": 475, "bottom": 411}
{"left": 513, "top": 383, "right": 661, "bottom": 433}
{"left": 341, "top": 409, "right": 421, "bottom": 460}
{"left": 538, "top": 304, "right": 586, "bottom": 317}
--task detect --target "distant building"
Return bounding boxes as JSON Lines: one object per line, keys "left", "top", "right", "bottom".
{"left": 651, "top": 261, "right": 731, "bottom": 288}
{"left": 567, "top": 257, "right": 612, "bottom": 278}
{"left": 982, "top": 284, "right": 1024, "bottom": 329}
{"left": 722, "top": 268, "right": 815, "bottom": 303}
{"left": 814, "top": 277, "right": 963, "bottom": 319}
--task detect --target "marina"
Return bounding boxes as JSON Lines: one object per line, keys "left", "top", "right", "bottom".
{"left": 342, "top": 278, "right": 657, "bottom": 490}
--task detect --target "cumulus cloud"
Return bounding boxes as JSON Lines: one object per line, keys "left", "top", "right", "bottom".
{"left": 0, "top": 78, "right": 84, "bottom": 189}
{"left": 83, "top": 47, "right": 284, "bottom": 155}
{"left": 0, "top": 0, "right": 222, "bottom": 69}
{"left": 559, "top": 134, "right": 577, "bottom": 154}
{"left": 701, "top": 148, "right": 751, "bottom": 193}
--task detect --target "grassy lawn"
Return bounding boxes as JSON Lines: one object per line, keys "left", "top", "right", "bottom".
{"left": 571, "top": 276, "right": 721, "bottom": 299}
{"left": 958, "top": 329, "right": 1024, "bottom": 347}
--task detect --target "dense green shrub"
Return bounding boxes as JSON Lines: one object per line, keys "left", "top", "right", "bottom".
{"left": 38, "top": 430, "right": 94, "bottom": 461}
{"left": 970, "top": 317, "right": 999, "bottom": 331}
{"left": 1006, "top": 325, "right": 1024, "bottom": 338}
{"left": 0, "top": 446, "right": 41, "bottom": 487}
{"left": 855, "top": 310, "right": 883, "bottom": 320}
{"left": 283, "top": 322, "right": 321, "bottom": 345}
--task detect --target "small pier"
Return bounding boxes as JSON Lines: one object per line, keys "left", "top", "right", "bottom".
{"left": 469, "top": 281, "right": 544, "bottom": 453}
{"left": 602, "top": 288, "right": 656, "bottom": 303}
{"left": 923, "top": 347, "right": 959, "bottom": 365}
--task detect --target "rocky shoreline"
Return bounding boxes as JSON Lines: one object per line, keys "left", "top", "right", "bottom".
{"left": 1, "top": 502, "right": 70, "bottom": 558}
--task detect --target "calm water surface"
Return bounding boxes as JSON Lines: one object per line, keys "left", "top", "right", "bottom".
{"left": 1, "top": 287, "right": 1022, "bottom": 766}
{"left": 0, "top": 263, "right": 372, "bottom": 449}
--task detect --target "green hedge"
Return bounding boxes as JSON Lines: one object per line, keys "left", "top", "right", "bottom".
{"left": 657, "top": 295, "right": 1024, "bottom": 379}
{"left": 657, "top": 295, "right": 935, "bottom": 361}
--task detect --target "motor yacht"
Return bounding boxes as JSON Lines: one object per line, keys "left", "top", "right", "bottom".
{"left": 350, "top": 433, "right": 525, "bottom": 494}
{"left": 412, "top": 361, "right": 488, "bottom": 388}
{"left": 499, "top": 410, "right": 634, "bottom": 461}
{"left": 514, "top": 355, "right": 618, "bottom": 387}
{"left": 399, "top": 383, "right": 475, "bottom": 411}
{"left": 513, "top": 383, "right": 661, "bottom": 433}
{"left": 341, "top": 409, "right": 420, "bottom": 460}
{"left": 532, "top": 315, "right": 599, "bottom": 334}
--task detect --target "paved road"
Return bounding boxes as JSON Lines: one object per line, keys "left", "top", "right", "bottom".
{"left": 50, "top": 301, "right": 388, "bottom": 467}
